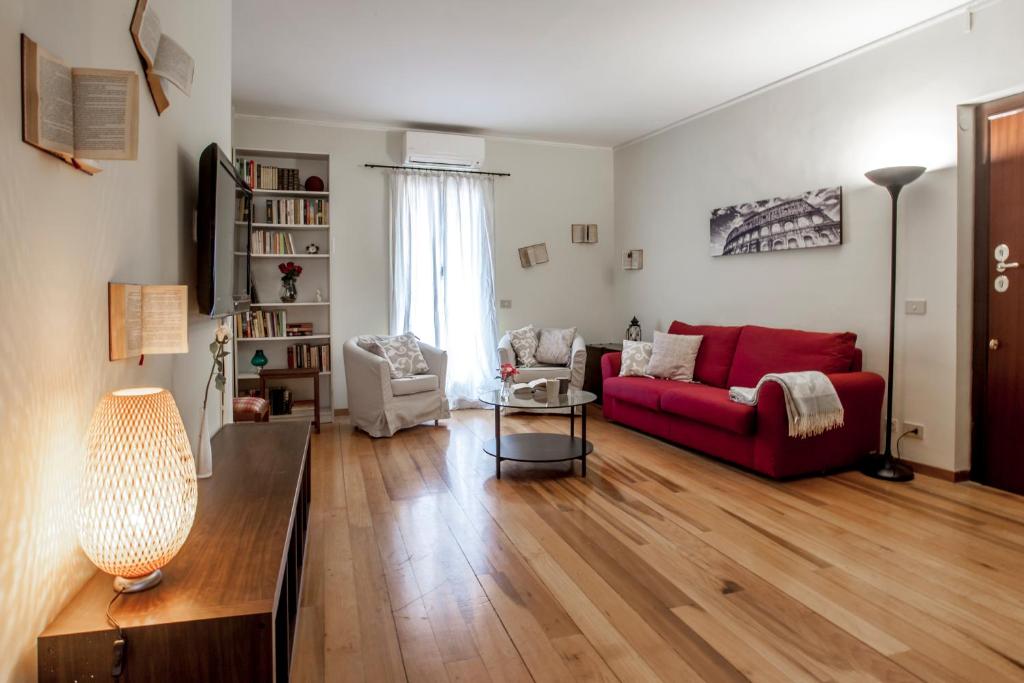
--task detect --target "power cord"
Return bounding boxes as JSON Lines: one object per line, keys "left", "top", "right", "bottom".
{"left": 106, "top": 588, "right": 127, "bottom": 681}
{"left": 894, "top": 428, "right": 915, "bottom": 462}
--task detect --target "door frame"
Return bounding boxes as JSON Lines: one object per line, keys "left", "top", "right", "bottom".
{"left": 970, "top": 92, "right": 1024, "bottom": 485}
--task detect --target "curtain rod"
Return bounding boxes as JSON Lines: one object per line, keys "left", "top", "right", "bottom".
{"left": 364, "top": 164, "right": 510, "bottom": 177}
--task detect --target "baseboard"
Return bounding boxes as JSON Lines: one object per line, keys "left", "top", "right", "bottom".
{"left": 905, "top": 460, "right": 970, "bottom": 482}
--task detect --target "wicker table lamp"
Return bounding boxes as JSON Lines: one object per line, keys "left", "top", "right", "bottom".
{"left": 79, "top": 388, "right": 198, "bottom": 592}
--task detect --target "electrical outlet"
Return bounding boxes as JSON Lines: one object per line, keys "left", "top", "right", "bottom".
{"left": 499, "top": 299, "right": 512, "bottom": 309}
{"left": 905, "top": 299, "right": 927, "bottom": 315}
{"left": 904, "top": 422, "right": 924, "bottom": 439}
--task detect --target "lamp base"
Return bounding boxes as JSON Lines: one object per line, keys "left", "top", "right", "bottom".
{"left": 861, "top": 453, "right": 915, "bottom": 482}
{"left": 113, "top": 569, "right": 163, "bottom": 593}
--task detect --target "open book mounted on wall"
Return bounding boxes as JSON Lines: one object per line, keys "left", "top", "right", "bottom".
{"left": 131, "top": 0, "right": 196, "bottom": 114}
{"left": 109, "top": 283, "right": 188, "bottom": 361}
{"left": 21, "top": 35, "right": 139, "bottom": 175}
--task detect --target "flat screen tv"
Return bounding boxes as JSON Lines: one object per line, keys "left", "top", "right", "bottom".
{"left": 197, "top": 142, "right": 252, "bottom": 317}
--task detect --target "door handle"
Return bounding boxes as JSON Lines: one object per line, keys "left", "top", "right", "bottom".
{"left": 990, "top": 339, "right": 1000, "bottom": 350}
{"left": 996, "top": 261, "right": 1019, "bottom": 273}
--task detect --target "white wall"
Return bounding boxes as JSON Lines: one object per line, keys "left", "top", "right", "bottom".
{"left": 232, "top": 116, "right": 616, "bottom": 408}
{"left": 0, "top": 1, "right": 232, "bottom": 680}
{"left": 613, "top": 0, "right": 1024, "bottom": 473}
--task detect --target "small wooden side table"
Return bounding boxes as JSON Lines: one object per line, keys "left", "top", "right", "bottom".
{"left": 583, "top": 343, "right": 623, "bottom": 405}
{"left": 259, "top": 367, "right": 320, "bottom": 433}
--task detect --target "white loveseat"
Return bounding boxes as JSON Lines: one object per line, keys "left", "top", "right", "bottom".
{"left": 498, "top": 329, "right": 587, "bottom": 389}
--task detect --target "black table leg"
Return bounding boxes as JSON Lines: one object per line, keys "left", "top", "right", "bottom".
{"left": 494, "top": 405, "right": 502, "bottom": 479}
{"left": 570, "top": 404, "right": 575, "bottom": 439}
{"left": 581, "top": 404, "right": 587, "bottom": 476}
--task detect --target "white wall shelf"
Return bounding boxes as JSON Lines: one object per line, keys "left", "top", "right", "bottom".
{"left": 236, "top": 335, "right": 331, "bottom": 342}
{"left": 236, "top": 252, "right": 330, "bottom": 259}
{"left": 234, "top": 147, "right": 334, "bottom": 423}
{"left": 252, "top": 189, "right": 328, "bottom": 198}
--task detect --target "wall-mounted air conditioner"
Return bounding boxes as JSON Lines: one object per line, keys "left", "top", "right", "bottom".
{"left": 403, "top": 131, "right": 485, "bottom": 169}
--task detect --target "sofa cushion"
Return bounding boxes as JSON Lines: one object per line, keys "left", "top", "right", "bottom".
{"left": 727, "top": 325, "right": 858, "bottom": 388}
{"left": 660, "top": 384, "right": 755, "bottom": 435}
{"left": 603, "top": 376, "right": 682, "bottom": 411}
{"left": 668, "top": 321, "right": 742, "bottom": 387}
{"left": 645, "top": 331, "right": 702, "bottom": 382}
{"left": 536, "top": 327, "right": 576, "bottom": 365}
{"left": 391, "top": 374, "right": 439, "bottom": 396}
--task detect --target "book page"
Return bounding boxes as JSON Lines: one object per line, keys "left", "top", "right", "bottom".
{"left": 152, "top": 34, "right": 194, "bottom": 96}
{"left": 71, "top": 69, "right": 139, "bottom": 160}
{"left": 22, "top": 35, "right": 74, "bottom": 157}
{"left": 109, "top": 283, "right": 144, "bottom": 360}
{"left": 141, "top": 285, "right": 188, "bottom": 355}
{"left": 131, "top": 0, "right": 161, "bottom": 66}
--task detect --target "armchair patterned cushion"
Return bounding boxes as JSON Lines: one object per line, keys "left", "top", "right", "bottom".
{"left": 343, "top": 337, "right": 451, "bottom": 437}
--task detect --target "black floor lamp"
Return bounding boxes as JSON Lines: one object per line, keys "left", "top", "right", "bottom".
{"left": 862, "top": 165, "right": 926, "bottom": 482}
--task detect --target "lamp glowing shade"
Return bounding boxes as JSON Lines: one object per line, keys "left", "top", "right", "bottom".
{"left": 79, "top": 388, "right": 197, "bottom": 592}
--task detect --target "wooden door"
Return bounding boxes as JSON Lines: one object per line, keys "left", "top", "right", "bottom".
{"left": 975, "top": 96, "right": 1024, "bottom": 494}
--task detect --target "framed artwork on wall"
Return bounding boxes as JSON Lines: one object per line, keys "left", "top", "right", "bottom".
{"left": 709, "top": 186, "right": 842, "bottom": 257}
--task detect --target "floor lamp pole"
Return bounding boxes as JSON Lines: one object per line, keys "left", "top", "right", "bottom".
{"left": 863, "top": 165, "right": 926, "bottom": 482}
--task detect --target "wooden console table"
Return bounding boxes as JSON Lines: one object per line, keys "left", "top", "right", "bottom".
{"left": 583, "top": 342, "right": 622, "bottom": 405}
{"left": 38, "top": 422, "right": 312, "bottom": 683}
{"left": 259, "top": 367, "right": 321, "bottom": 433}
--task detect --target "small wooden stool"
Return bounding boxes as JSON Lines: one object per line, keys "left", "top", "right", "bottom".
{"left": 258, "top": 367, "right": 321, "bottom": 433}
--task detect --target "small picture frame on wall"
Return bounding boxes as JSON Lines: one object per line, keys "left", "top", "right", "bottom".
{"left": 623, "top": 249, "right": 644, "bottom": 270}
{"left": 571, "top": 224, "right": 598, "bottom": 243}
{"left": 518, "top": 243, "right": 550, "bottom": 268}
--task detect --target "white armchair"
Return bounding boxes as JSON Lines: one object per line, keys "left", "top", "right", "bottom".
{"left": 343, "top": 337, "right": 451, "bottom": 437}
{"left": 498, "top": 329, "right": 587, "bottom": 388}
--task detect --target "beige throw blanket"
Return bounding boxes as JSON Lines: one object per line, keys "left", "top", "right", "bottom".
{"left": 729, "top": 371, "right": 844, "bottom": 438}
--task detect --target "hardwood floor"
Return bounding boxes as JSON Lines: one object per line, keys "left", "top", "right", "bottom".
{"left": 291, "top": 408, "right": 1024, "bottom": 682}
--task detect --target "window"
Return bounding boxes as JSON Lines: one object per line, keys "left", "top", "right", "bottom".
{"left": 389, "top": 170, "right": 498, "bottom": 407}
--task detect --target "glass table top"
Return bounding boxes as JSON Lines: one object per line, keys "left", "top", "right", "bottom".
{"left": 479, "top": 387, "right": 597, "bottom": 409}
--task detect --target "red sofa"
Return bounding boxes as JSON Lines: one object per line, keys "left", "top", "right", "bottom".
{"left": 601, "top": 322, "right": 885, "bottom": 478}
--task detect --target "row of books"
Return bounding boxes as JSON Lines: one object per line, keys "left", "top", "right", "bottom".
{"left": 234, "top": 310, "right": 287, "bottom": 338}
{"left": 287, "top": 322, "right": 314, "bottom": 337}
{"left": 263, "top": 198, "right": 328, "bottom": 225}
{"left": 288, "top": 343, "right": 331, "bottom": 371}
{"left": 251, "top": 230, "right": 297, "bottom": 255}
{"left": 236, "top": 158, "right": 302, "bottom": 191}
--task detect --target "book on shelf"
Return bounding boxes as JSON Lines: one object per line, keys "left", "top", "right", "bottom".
{"left": 263, "top": 198, "right": 329, "bottom": 225}
{"left": 250, "top": 230, "right": 296, "bottom": 255}
{"left": 235, "top": 158, "right": 305, "bottom": 191}
{"left": 286, "top": 323, "right": 314, "bottom": 337}
{"left": 21, "top": 35, "right": 140, "bottom": 174}
{"left": 234, "top": 309, "right": 287, "bottom": 338}
{"left": 287, "top": 342, "right": 331, "bottom": 371}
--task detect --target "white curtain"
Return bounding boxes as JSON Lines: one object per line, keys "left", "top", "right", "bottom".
{"left": 389, "top": 169, "right": 498, "bottom": 408}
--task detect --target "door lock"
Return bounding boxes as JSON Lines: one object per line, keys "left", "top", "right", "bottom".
{"left": 989, "top": 338, "right": 1000, "bottom": 351}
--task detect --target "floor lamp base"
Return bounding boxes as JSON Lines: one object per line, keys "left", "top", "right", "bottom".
{"left": 861, "top": 453, "right": 914, "bottom": 482}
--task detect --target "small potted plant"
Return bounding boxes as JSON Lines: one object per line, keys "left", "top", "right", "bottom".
{"left": 278, "top": 261, "right": 303, "bottom": 302}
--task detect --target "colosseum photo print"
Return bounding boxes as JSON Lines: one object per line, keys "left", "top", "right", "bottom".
{"left": 710, "top": 186, "right": 842, "bottom": 256}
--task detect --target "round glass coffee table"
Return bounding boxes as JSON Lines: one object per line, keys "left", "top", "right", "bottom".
{"left": 479, "top": 387, "right": 597, "bottom": 479}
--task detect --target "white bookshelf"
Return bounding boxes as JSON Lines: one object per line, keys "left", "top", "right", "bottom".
{"left": 233, "top": 147, "right": 334, "bottom": 425}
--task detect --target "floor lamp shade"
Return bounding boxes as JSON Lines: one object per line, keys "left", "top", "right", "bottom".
{"left": 79, "top": 388, "right": 197, "bottom": 591}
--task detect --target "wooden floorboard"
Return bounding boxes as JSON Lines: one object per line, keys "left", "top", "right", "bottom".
{"left": 293, "top": 409, "right": 1024, "bottom": 682}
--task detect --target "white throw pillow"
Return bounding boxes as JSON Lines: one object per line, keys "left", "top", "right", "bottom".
{"left": 645, "top": 331, "right": 703, "bottom": 382}
{"left": 536, "top": 327, "right": 576, "bottom": 365}
{"left": 356, "top": 332, "right": 430, "bottom": 379}
{"left": 507, "top": 325, "right": 539, "bottom": 367}
{"left": 619, "top": 340, "right": 653, "bottom": 377}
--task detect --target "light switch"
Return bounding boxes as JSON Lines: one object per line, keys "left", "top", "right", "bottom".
{"left": 905, "top": 299, "right": 927, "bottom": 315}
{"left": 500, "top": 299, "right": 512, "bottom": 309}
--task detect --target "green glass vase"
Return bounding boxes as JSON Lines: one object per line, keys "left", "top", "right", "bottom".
{"left": 251, "top": 349, "right": 269, "bottom": 372}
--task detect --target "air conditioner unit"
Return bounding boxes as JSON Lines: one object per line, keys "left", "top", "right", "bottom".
{"left": 403, "top": 131, "right": 485, "bottom": 169}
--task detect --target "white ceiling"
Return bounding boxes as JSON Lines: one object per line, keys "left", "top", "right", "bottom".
{"left": 232, "top": 0, "right": 970, "bottom": 147}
